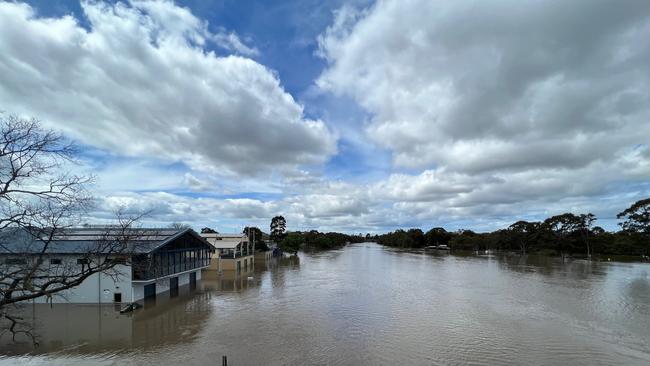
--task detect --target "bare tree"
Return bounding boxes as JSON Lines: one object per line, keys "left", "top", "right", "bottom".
{"left": 0, "top": 210, "right": 148, "bottom": 307}
{"left": 0, "top": 114, "right": 145, "bottom": 342}
{"left": 169, "top": 222, "right": 191, "bottom": 230}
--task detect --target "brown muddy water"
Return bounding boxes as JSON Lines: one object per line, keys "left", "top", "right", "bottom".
{"left": 1, "top": 242, "right": 649, "bottom": 365}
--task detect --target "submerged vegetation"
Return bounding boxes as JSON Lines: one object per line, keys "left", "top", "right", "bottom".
{"left": 375, "top": 199, "right": 650, "bottom": 259}
{"left": 280, "top": 230, "right": 365, "bottom": 253}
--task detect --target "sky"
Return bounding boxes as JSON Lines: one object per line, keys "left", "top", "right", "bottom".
{"left": 0, "top": 0, "right": 649, "bottom": 234}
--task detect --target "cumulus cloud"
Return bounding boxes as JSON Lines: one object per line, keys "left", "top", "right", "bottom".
{"left": 2, "top": 0, "right": 649, "bottom": 233}
{"left": 0, "top": 0, "right": 336, "bottom": 175}
{"left": 317, "top": 0, "right": 650, "bottom": 173}
{"left": 312, "top": 0, "right": 650, "bottom": 229}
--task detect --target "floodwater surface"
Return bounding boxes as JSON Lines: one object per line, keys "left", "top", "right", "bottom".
{"left": 1, "top": 243, "right": 649, "bottom": 365}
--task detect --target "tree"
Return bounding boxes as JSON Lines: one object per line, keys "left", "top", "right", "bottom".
{"left": 0, "top": 115, "right": 145, "bottom": 340}
{"left": 591, "top": 226, "right": 606, "bottom": 236}
{"left": 200, "top": 227, "right": 218, "bottom": 234}
{"left": 425, "top": 227, "right": 451, "bottom": 246}
{"left": 270, "top": 215, "right": 286, "bottom": 242}
{"left": 508, "top": 221, "right": 540, "bottom": 255}
{"left": 243, "top": 226, "right": 267, "bottom": 251}
{"left": 169, "top": 222, "right": 191, "bottom": 230}
{"left": 543, "top": 213, "right": 582, "bottom": 260}
{"left": 617, "top": 198, "right": 650, "bottom": 234}
{"left": 279, "top": 232, "right": 302, "bottom": 256}
{"left": 576, "top": 213, "right": 596, "bottom": 258}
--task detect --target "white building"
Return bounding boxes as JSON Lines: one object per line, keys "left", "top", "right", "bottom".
{"left": 200, "top": 233, "right": 254, "bottom": 272}
{"left": 0, "top": 227, "right": 214, "bottom": 304}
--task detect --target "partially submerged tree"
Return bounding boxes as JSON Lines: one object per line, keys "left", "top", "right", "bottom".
{"left": 279, "top": 232, "right": 302, "bottom": 256}
{"left": 508, "top": 221, "right": 541, "bottom": 255}
{"left": 425, "top": 227, "right": 451, "bottom": 247}
{"left": 543, "top": 214, "right": 571, "bottom": 260}
{"left": 576, "top": 213, "right": 596, "bottom": 258}
{"left": 540, "top": 213, "right": 595, "bottom": 258}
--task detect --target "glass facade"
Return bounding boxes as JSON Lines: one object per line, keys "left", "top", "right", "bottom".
{"left": 132, "top": 233, "right": 212, "bottom": 281}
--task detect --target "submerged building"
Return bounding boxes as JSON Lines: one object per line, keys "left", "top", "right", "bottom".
{"left": 0, "top": 227, "right": 214, "bottom": 304}
{"left": 200, "top": 233, "right": 254, "bottom": 272}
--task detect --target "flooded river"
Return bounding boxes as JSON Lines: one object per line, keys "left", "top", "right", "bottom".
{"left": 1, "top": 243, "right": 649, "bottom": 365}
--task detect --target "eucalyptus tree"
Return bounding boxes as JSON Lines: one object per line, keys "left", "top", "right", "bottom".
{"left": 576, "top": 213, "right": 596, "bottom": 258}
{"left": 617, "top": 198, "right": 650, "bottom": 255}
{"left": 617, "top": 198, "right": 650, "bottom": 234}
{"left": 542, "top": 213, "right": 581, "bottom": 261}
{"left": 508, "top": 221, "right": 540, "bottom": 255}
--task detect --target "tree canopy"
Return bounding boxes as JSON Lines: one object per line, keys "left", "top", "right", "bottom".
{"left": 270, "top": 215, "right": 286, "bottom": 242}
{"left": 375, "top": 200, "right": 648, "bottom": 258}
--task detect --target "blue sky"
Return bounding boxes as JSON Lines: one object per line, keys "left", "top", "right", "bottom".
{"left": 1, "top": 0, "right": 649, "bottom": 233}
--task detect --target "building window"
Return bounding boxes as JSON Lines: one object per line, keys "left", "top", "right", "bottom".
{"left": 50, "top": 258, "right": 62, "bottom": 265}
{"left": 5, "top": 258, "right": 26, "bottom": 265}
{"left": 77, "top": 258, "right": 90, "bottom": 265}
{"left": 113, "top": 293, "right": 122, "bottom": 302}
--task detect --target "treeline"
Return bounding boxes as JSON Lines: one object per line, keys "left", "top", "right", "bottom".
{"left": 280, "top": 230, "right": 366, "bottom": 254}
{"left": 375, "top": 198, "right": 650, "bottom": 258}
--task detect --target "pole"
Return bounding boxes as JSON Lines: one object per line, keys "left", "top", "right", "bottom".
{"left": 222, "top": 355, "right": 227, "bottom": 366}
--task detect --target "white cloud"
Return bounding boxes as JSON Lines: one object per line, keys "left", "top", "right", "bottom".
{"left": 0, "top": 1, "right": 336, "bottom": 176}
{"left": 211, "top": 31, "right": 259, "bottom": 57}
{"left": 2, "top": 0, "right": 649, "bottom": 233}
{"left": 317, "top": 0, "right": 650, "bottom": 173}
{"left": 311, "top": 0, "right": 650, "bottom": 230}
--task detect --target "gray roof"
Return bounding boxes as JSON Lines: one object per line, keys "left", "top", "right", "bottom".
{"left": 0, "top": 227, "right": 211, "bottom": 255}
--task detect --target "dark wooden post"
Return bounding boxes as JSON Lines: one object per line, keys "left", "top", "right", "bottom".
{"left": 222, "top": 355, "right": 227, "bottom": 366}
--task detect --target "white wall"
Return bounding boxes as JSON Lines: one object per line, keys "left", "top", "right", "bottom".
{"left": 2, "top": 254, "right": 204, "bottom": 304}
{"left": 2, "top": 255, "right": 134, "bottom": 304}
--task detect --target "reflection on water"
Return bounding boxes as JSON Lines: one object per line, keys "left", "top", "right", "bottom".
{"left": 1, "top": 244, "right": 649, "bottom": 366}
{"left": 2, "top": 284, "right": 212, "bottom": 355}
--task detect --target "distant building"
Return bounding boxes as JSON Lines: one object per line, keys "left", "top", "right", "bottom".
{"left": 0, "top": 227, "right": 214, "bottom": 304}
{"left": 200, "top": 233, "right": 254, "bottom": 272}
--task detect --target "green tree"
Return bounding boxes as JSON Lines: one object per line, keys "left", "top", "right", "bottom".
{"left": 508, "top": 221, "right": 540, "bottom": 255}
{"left": 543, "top": 213, "right": 582, "bottom": 260}
{"left": 407, "top": 228, "right": 425, "bottom": 247}
{"left": 617, "top": 198, "right": 650, "bottom": 256}
{"left": 576, "top": 213, "right": 596, "bottom": 258}
{"left": 201, "top": 227, "right": 217, "bottom": 234}
{"left": 270, "top": 215, "right": 286, "bottom": 242}
{"left": 425, "top": 227, "right": 451, "bottom": 246}
{"left": 243, "top": 226, "right": 267, "bottom": 251}
{"left": 280, "top": 232, "right": 302, "bottom": 255}
{"left": 617, "top": 198, "right": 650, "bottom": 234}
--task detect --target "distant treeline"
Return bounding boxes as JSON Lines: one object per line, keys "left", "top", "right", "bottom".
{"left": 374, "top": 198, "right": 650, "bottom": 258}
{"left": 280, "top": 230, "right": 366, "bottom": 254}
